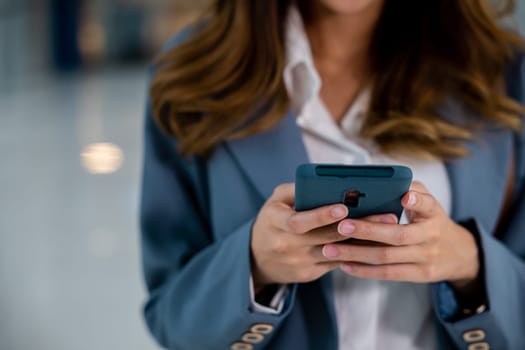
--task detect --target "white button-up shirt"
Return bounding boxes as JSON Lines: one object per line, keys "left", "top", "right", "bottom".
{"left": 251, "top": 7, "right": 452, "bottom": 350}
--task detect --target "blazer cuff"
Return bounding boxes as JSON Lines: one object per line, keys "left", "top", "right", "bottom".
{"left": 249, "top": 275, "right": 288, "bottom": 314}
{"left": 432, "top": 218, "right": 511, "bottom": 349}
{"left": 434, "top": 218, "right": 488, "bottom": 321}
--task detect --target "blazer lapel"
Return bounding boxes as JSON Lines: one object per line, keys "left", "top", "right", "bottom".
{"left": 226, "top": 109, "right": 339, "bottom": 341}
{"left": 226, "top": 109, "right": 309, "bottom": 200}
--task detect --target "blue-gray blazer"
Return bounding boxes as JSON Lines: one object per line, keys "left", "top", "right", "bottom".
{"left": 140, "top": 32, "right": 525, "bottom": 350}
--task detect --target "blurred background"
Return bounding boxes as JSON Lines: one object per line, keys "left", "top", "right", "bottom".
{"left": 0, "top": 1, "right": 523, "bottom": 350}
{"left": 0, "top": 0, "right": 209, "bottom": 349}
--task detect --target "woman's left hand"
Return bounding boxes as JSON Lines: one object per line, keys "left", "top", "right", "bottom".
{"left": 322, "top": 182, "right": 480, "bottom": 290}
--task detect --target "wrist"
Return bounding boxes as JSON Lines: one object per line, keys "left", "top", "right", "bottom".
{"left": 250, "top": 250, "right": 275, "bottom": 293}
{"left": 450, "top": 223, "right": 480, "bottom": 290}
{"left": 449, "top": 219, "right": 488, "bottom": 318}
{"left": 252, "top": 268, "right": 275, "bottom": 294}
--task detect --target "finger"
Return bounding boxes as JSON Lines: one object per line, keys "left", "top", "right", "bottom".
{"left": 308, "top": 262, "right": 342, "bottom": 280}
{"left": 302, "top": 214, "right": 398, "bottom": 246}
{"left": 338, "top": 219, "right": 427, "bottom": 246}
{"left": 271, "top": 183, "right": 295, "bottom": 205}
{"left": 361, "top": 213, "right": 398, "bottom": 224}
{"left": 402, "top": 190, "right": 440, "bottom": 220}
{"left": 267, "top": 200, "right": 297, "bottom": 231}
{"left": 302, "top": 223, "right": 351, "bottom": 245}
{"left": 315, "top": 261, "right": 342, "bottom": 270}
{"left": 340, "top": 262, "right": 436, "bottom": 283}
{"left": 409, "top": 181, "right": 429, "bottom": 193}
{"left": 308, "top": 214, "right": 398, "bottom": 245}
{"left": 285, "top": 204, "right": 348, "bottom": 234}
{"left": 322, "top": 244, "right": 421, "bottom": 265}
{"left": 310, "top": 245, "right": 346, "bottom": 264}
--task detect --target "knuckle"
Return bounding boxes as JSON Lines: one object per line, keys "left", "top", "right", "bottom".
{"left": 286, "top": 215, "right": 304, "bottom": 233}
{"left": 411, "top": 181, "right": 425, "bottom": 191}
{"left": 272, "top": 184, "right": 287, "bottom": 197}
{"left": 421, "top": 225, "right": 440, "bottom": 245}
{"left": 379, "top": 248, "right": 392, "bottom": 264}
{"left": 425, "top": 198, "right": 437, "bottom": 215}
{"left": 287, "top": 255, "right": 303, "bottom": 268}
{"left": 426, "top": 245, "right": 440, "bottom": 261}
{"left": 272, "top": 237, "right": 291, "bottom": 254}
{"left": 266, "top": 206, "right": 285, "bottom": 230}
{"left": 272, "top": 183, "right": 293, "bottom": 201}
{"left": 426, "top": 224, "right": 440, "bottom": 242}
{"left": 259, "top": 201, "right": 277, "bottom": 219}
{"left": 311, "top": 209, "right": 329, "bottom": 229}
{"left": 266, "top": 214, "right": 278, "bottom": 230}
{"left": 396, "top": 227, "right": 411, "bottom": 245}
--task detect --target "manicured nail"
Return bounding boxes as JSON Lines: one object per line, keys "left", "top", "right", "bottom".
{"left": 331, "top": 206, "right": 346, "bottom": 218}
{"left": 407, "top": 192, "right": 417, "bottom": 207}
{"left": 340, "top": 263, "right": 352, "bottom": 274}
{"left": 381, "top": 214, "right": 397, "bottom": 224}
{"left": 339, "top": 221, "right": 355, "bottom": 236}
{"left": 323, "top": 245, "right": 339, "bottom": 258}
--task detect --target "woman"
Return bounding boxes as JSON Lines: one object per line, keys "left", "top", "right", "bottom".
{"left": 141, "top": 1, "right": 525, "bottom": 349}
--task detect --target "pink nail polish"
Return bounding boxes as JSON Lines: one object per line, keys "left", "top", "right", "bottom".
{"left": 331, "top": 206, "right": 346, "bottom": 218}
{"left": 381, "top": 215, "right": 397, "bottom": 224}
{"left": 323, "top": 245, "right": 339, "bottom": 258}
{"left": 341, "top": 264, "right": 352, "bottom": 274}
{"left": 339, "top": 221, "right": 355, "bottom": 236}
{"left": 407, "top": 192, "right": 417, "bottom": 207}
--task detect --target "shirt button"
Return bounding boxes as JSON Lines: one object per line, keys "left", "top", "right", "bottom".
{"left": 251, "top": 323, "right": 274, "bottom": 334}
{"left": 242, "top": 332, "right": 264, "bottom": 344}
{"left": 230, "top": 342, "right": 253, "bottom": 350}
{"left": 463, "top": 329, "right": 486, "bottom": 342}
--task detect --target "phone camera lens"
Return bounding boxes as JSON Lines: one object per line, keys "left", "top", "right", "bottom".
{"left": 344, "top": 190, "right": 364, "bottom": 208}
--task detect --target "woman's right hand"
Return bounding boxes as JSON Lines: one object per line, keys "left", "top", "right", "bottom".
{"left": 250, "top": 183, "right": 353, "bottom": 291}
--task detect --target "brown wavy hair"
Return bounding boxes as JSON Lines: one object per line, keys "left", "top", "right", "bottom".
{"left": 150, "top": 0, "right": 524, "bottom": 159}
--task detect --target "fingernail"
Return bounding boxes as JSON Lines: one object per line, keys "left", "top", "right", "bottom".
{"left": 323, "top": 245, "right": 339, "bottom": 258}
{"left": 407, "top": 192, "right": 417, "bottom": 207}
{"left": 381, "top": 214, "right": 397, "bottom": 224}
{"left": 339, "top": 221, "right": 355, "bottom": 236}
{"left": 340, "top": 263, "right": 352, "bottom": 274}
{"left": 331, "top": 206, "right": 346, "bottom": 218}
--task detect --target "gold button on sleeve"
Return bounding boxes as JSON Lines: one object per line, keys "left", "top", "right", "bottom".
{"left": 468, "top": 342, "right": 490, "bottom": 350}
{"left": 251, "top": 323, "right": 274, "bottom": 335}
{"left": 463, "top": 329, "right": 486, "bottom": 342}
{"left": 230, "top": 342, "right": 254, "bottom": 350}
{"left": 242, "top": 332, "right": 264, "bottom": 344}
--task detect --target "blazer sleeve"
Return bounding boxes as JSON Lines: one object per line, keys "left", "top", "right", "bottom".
{"left": 140, "top": 102, "right": 297, "bottom": 350}
{"left": 432, "top": 49, "right": 525, "bottom": 350}
{"left": 432, "top": 219, "right": 525, "bottom": 350}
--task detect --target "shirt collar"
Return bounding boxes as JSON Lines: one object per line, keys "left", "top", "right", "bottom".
{"left": 283, "top": 6, "right": 371, "bottom": 139}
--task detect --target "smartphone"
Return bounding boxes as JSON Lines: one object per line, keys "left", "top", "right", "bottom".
{"left": 294, "top": 164, "right": 413, "bottom": 219}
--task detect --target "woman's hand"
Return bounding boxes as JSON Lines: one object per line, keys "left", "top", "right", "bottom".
{"left": 251, "top": 183, "right": 346, "bottom": 289}
{"left": 251, "top": 183, "right": 393, "bottom": 290}
{"left": 323, "top": 182, "right": 480, "bottom": 291}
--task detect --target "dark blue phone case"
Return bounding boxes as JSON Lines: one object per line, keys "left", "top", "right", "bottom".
{"left": 295, "top": 164, "right": 413, "bottom": 219}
